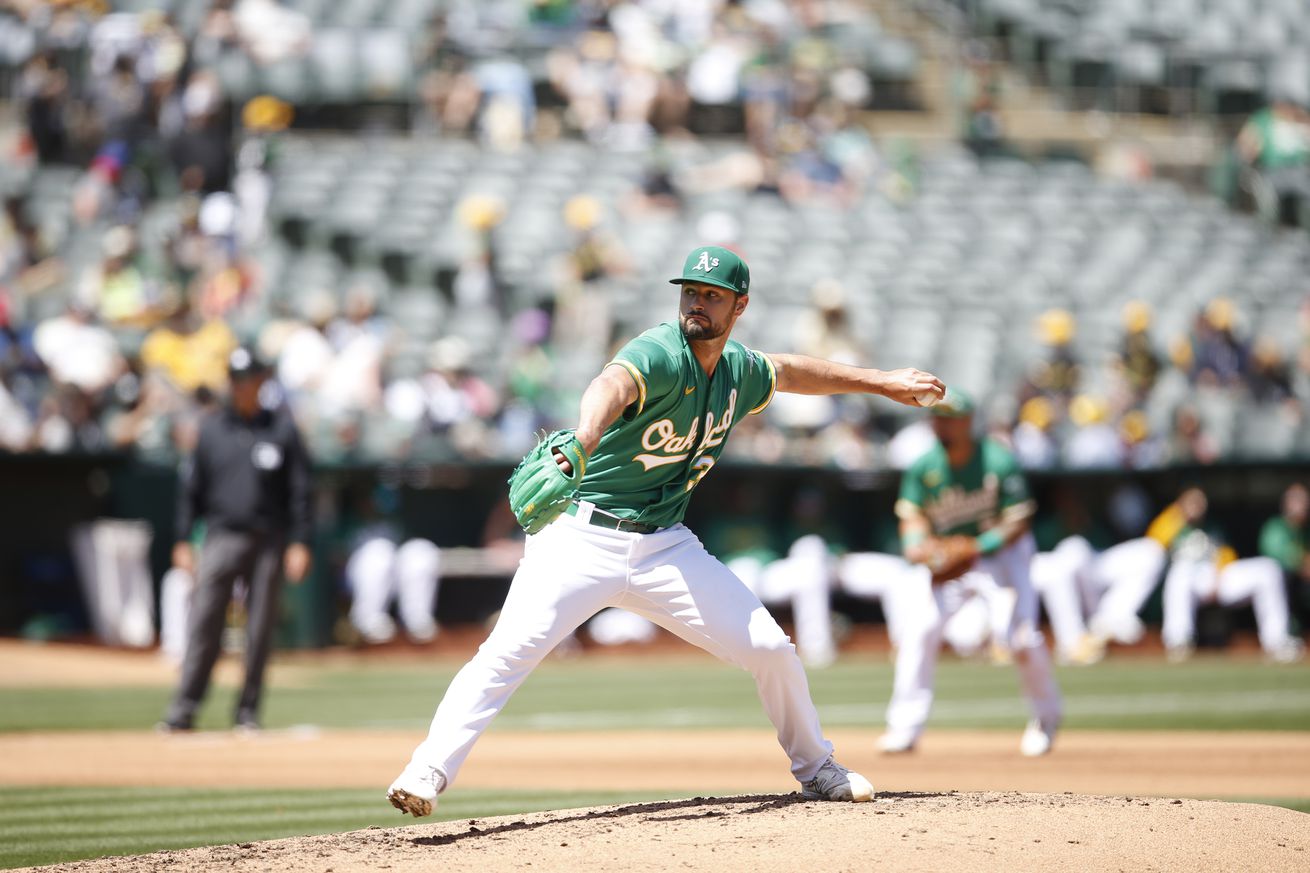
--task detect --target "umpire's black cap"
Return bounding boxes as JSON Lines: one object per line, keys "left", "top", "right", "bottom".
{"left": 227, "top": 346, "right": 269, "bottom": 380}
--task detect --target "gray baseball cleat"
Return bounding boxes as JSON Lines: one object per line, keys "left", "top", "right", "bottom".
{"left": 800, "top": 756, "right": 875, "bottom": 802}
{"left": 387, "top": 762, "right": 446, "bottom": 817}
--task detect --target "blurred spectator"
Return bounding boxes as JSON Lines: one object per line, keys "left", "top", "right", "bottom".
{"left": 954, "top": 41, "right": 1006, "bottom": 158}
{"left": 794, "top": 279, "right": 860, "bottom": 364}
{"left": 1187, "top": 299, "right": 1249, "bottom": 388}
{"left": 20, "top": 52, "right": 71, "bottom": 164}
{"left": 1063, "top": 395, "right": 1120, "bottom": 469}
{"left": 139, "top": 301, "right": 236, "bottom": 394}
{"left": 423, "top": 336, "right": 499, "bottom": 455}
{"left": 1115, "top": 301, "right": 1160, "bottom": 402}
{"left": 1119, "top": 410, "right": 1166, "bottom": 470}
{"left": 1247, "top": 336, "right": 1295, "bottom": 404}
{"left": 1236, "top": 98, "right": 1310, "bottom": 226}
{"left": 77, "top": 226, "right": 157, "bottom": 325}
{"left": 1167, "top": 404, "right": 1219, "bottom": 466}
{"left": 1026, "top": 309, "right": 1080, "bottom": 402}
{"left": 32, "top": 303, "right": 123, "bottom": 394}
{"left": 1012, "top": 396, "right": 1057, "bottom": 470}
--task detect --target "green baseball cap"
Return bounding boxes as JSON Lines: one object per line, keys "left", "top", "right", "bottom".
{"left": 669, "top": 245, "right": 751, "bottom": 295}
{"left": 931, "top": 387, "right": 975, "bottom": 418}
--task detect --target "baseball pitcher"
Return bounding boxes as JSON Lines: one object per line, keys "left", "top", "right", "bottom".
{"left": 386, "top": 246, "right": 944, "bottom": 816}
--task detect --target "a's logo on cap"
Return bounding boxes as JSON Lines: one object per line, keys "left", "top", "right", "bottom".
{"left": 693, "top": 251, "right": 719, "bottom": 272}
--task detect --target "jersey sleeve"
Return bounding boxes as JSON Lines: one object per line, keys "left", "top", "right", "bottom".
{"left": 994, "top": 449, "right": 1036, "bottom": 522}
{"left": 741, "top": 347, "right": 777, "bottom": 415}
{"left": 894, "top": 458, "right": 928, "bottom": 521}
{"left": 1146, "top": 503, "right": 1188, "bottom": 549}
{"left": 607, "top": 333, "right": 680, "bottom": 417}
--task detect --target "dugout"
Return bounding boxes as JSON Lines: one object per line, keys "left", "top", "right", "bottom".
{"left": 0, "top": 453, "right": 1304, "bottom": 648}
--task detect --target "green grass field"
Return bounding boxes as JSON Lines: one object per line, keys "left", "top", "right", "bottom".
{"left": 0, "top": 786, "right": 670, "bottom": 869}
{"left": 2, "top": 655, "right": 1308, "bottom": 733}
{"left": 2, "top": 654, "right": 1308, "bottom": 869}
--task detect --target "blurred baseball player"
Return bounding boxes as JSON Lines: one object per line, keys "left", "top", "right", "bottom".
{"left": 1157, "top": 487, "right": 1303, "bottom": 663}
{"left": 1259, "top": 483, "right": 1309, "bottom": 634}
{"left": 1030, "top": 533, "right": 1169, "bottom": 663}
{"left": 880, "top": 389, "right": 1063, "bottom": 756}
{"left": 386, "top": 245, "right": 944, "bottom": 816}
{"left": 344, "top": 486, "right": 441, "bottom": 644}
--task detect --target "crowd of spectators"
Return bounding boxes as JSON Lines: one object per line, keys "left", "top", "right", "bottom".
{"left": 0, "top": 1, "right": 1307, "bottom": 472}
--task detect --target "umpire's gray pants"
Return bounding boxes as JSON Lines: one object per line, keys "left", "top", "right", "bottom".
{"left": 165, "top": 529, "right": 285, "bottom": 726}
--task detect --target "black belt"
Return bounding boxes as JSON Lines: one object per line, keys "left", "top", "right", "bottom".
{"left": 565, "top": 502, "right": 661, "bottom": 534}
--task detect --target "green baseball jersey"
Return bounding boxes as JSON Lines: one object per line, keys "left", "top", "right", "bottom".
{"left": 1259, "top": 516, "right": 1306, "bottom": 574}
{"left": 895, "top": 438, "right": 1035, "bottom": 536}
{"left": 577, "top": 322, "right": 776, "bottom": 528}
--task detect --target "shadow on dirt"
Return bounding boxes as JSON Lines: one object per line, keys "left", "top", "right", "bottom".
{"left": 411, "top": 791, "right": 956, "bottom": 848}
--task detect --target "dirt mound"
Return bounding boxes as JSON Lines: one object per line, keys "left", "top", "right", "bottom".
{"left": 18, "top": 792, "right": 1309, "bottom": 873}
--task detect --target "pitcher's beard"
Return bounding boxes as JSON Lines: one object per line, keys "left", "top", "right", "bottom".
{"left": 680, "top": 315, "right": 725, "bottom": 340}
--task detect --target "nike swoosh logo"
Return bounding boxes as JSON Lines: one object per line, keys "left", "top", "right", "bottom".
{"left": 684, "top": 386, "right": 695, "bottom": 395}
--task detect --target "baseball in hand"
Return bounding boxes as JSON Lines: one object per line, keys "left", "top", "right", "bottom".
{"left": 916, "top": 390, "right": 941, "bottom": 407}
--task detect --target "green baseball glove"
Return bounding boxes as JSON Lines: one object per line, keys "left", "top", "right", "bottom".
{"left": 507, "top": 430, "right": 589, "bottom": 534}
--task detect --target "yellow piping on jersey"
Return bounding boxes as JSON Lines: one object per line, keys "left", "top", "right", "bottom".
{"left": 1146, "top": 504, "right": 1187, "bottom": 548}
{"left": 1001, "top": 500, "right": 1037, "bottom": 522}
{"left": 895, "top": 499, "right": 927, "bottom": 521}
{"left": 607, "top": 360, "right": 647, "bottom": 415}
{"left": 749, "top": 352, "right": 778, "bottom": 415}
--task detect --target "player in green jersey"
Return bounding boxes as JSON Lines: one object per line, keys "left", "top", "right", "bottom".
{"left": 386, "top": 245, "right": 945, "bottom": 817}
{"left": 1260, "top": 483, "right": 1309, "bottom": 634}
{"left": 880, "top": 389, "right": 1064, "bottom": 757}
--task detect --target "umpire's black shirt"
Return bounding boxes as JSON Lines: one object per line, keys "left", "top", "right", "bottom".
{"left": 177, "top": 401, "right": 313, "bottom": 544}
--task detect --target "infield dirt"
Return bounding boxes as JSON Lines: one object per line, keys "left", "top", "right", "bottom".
{"left": 15, "top": 792, "right": 1310, "bottom": 873}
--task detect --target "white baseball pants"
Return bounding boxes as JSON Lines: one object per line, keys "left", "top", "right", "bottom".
{"left": 1162, "top": 555, "right": 1295, "bottom": 654}
{"left": 347, "top": 537, "right": 441, "bottom": 643}
{"left": 404, "top": 504, "right": 836, "bottom": 791}
{"left": 583, "top": 534, "right": 838, "bottom": 665}
{"left": 1030, "top": 536, "right": 1167, "bottom": 652}
{"left": 885, "top": 534, "right": 1062, "bottom": 740}
{"left": 839, "top": 551, "right": 991, "bottom": 656}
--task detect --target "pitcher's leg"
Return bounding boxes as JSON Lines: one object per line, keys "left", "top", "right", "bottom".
{"left": 406, "top": 523, "right": 622, "bottom": 788}
{"left": 625, "top": 530, "right": 832, "bottom": 782}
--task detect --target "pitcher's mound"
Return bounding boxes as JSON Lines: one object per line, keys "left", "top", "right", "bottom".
{"left": 21, "top": 792, "right": 1309, "bottom": 872}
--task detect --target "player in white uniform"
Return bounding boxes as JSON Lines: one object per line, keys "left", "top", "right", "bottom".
{"left": 342, "top": 487, "right": 442, "bottom": 644}
{"left": 1155, "top": 488, "right": 1303, "bottom": 662}
{"left": 1030, "top": 534, "right": 1168, "bottom": 662}
{"left": 384, "top": 246, "right": 945, "bottom": 815}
